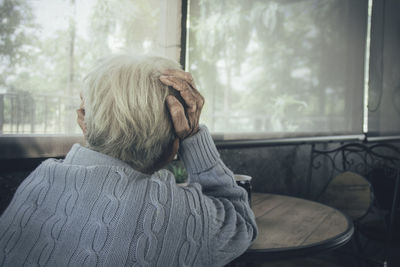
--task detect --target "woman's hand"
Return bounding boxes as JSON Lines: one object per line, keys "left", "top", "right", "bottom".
{"left": 160, "top": 70, "right": 204, "bottom": 140}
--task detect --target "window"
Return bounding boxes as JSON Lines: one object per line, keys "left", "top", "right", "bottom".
{"left": 0, "top": 0, "right": 181, "bottom": 134}
{"left": 187, "top": 0, "right": 400, "bottom": 139}
{"left": 1, "top": 0, "right": 398, "bottom": 139}
{"left": 367, "top": 0, "right": 400, "bottom": 136}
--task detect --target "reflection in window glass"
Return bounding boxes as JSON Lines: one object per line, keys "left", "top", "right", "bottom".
{"left": 188, "top": 0, "right": 367, "bottom": 138}
{"left": 0, "top": 0, "right": 180, "bottom": 134}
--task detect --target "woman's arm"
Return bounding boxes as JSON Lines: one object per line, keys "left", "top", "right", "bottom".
{"left": 179, "top": 125, "right": 257, "bottom": 266}
{"left": 160, "top": 70, "right": 257, "bottom": 266}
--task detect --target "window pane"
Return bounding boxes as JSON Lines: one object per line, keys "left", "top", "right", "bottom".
{"left": 0, "top": 0, "right": 181, "bottom": 134}
{"left": 368, "top": 0, "right": 400, "bottom": 136}
{"left": 188, "top": 0, "right": 367, "bottom": 138}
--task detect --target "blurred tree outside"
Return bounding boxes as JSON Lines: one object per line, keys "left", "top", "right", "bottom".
{"left": 188, "top": 0, "right": 366, "bottom": 136}
{"left": 0, "top": 0, "right": 367, "bottom": 136}
{"left": 0, "top": 0, "right": 173, "bottom": 134}
{"left": 0, "top": 0, "right": 36, "bottom": 88}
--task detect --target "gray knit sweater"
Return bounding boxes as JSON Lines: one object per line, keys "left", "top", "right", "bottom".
{"left": 0, "top": 126, "right": 257, "bottom": 267}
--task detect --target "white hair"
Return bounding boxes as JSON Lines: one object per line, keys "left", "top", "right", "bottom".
{"left": 82, "top": 54, "right": 181, "bottom": 171}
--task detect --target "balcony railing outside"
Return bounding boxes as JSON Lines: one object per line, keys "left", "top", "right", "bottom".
{"left": 0, "top": 92, "right": 80, "bottom": 134}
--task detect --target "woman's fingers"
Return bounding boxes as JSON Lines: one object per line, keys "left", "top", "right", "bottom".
{"left": 179, "top": 86, "right": 197, "bottom": 112}
{"left": 160, "top": 76, "right": 197, "bottom": 113}
{"left": 160, "top": 75, "right": 190, "bottom": 92}
{"left": 161, "top": 69, "right": 196, "bottom": 89}
{"left": 160, "top": 69, "right": 204, "bottom": 139}
{"left": 160, "top": 70, "right": 204, "bottom": 109}
{"left": 166, "top": 95, "right": 190, "bottom": 139}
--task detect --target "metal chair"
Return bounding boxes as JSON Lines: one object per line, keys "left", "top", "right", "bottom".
{"left": 307, "top": 142, "right": 400, "bottom": 266}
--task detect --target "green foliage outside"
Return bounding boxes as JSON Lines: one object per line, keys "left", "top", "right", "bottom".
{"left": 0, "top": 0, "right": 164, "bottom": 134}
{"left": 189, "top": 0, "right": 362, "bottom": 134}
{"left": 0, "top": 0, "right": 366, "bottom": 135}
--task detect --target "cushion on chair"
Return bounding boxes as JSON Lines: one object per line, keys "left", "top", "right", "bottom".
{"left": 318, "top": 171, "right": 372, "bottom": 220}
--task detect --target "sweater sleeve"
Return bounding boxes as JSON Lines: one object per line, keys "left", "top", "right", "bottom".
{"left": 178, "top": 125, "right": 258, "bottom": 266}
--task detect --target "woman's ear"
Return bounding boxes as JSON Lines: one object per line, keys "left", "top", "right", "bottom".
{"left": 76, "top": 93, "right": 87, "bottom": 135}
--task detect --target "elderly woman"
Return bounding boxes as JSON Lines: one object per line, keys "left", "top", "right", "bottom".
{"left": 0, "top": 55, "right": 257, "bottom": 267}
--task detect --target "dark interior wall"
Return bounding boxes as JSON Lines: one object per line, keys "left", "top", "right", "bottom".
{"left": 0, "top": 143, "right": 315, "bottom": 214}
{"left": 0, "top": 170, "right": 30, "bottom": 213}
{"left": 1, "top": 141, "right": 399, "bottom": 215}
{"left": 220, "top": 140, "right": 400, "bottom": 199}
{"left": 219, "top": 144, "right": 312, "bottom": 197}
{"left": 219, "top": 142, "right": 353, "bottom": 199}
{"left": 0, "top": 158, "right": 58, "bottom": 213}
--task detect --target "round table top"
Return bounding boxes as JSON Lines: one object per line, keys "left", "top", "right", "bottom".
{"left": 237, "top": 193, "right": 354, "bottom": 262}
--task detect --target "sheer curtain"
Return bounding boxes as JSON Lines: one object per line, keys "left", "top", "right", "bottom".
{"left": 368, "top": 0, "right": 400, "bottom": 136}
{"left": 0, "top": 0, "right": 181, "bottom": 134}
{"left": 187, "top": 0, "right": 368, "bottom": 139}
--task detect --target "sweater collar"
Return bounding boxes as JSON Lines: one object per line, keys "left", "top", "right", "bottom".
{"left": 64, "top": 143, "right": 133, "bottom": 169}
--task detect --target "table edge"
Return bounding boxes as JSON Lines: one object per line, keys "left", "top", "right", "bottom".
{"left": 236, "top": 193, "right": 355, "bottom": 262}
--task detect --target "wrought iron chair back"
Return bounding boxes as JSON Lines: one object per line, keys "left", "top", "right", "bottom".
{"left": 307, "top": 142, "right": 400, "bottom": 245}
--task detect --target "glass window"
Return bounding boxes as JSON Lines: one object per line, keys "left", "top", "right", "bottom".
{"left": 0, "top": 0, "right": 181, "bottom": 134}
{"left": 367, "top": 0, "right": 400, "bottom": 136}
{"left": 187, "top": 0, "right": 368, "bottom": 138}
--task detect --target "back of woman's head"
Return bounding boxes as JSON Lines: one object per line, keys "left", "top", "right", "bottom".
{"left": 82, "top": 54, "right": 181, "bottom": 171}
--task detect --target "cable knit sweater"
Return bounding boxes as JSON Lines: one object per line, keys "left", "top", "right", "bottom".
{"left": 0, "top": 126, "right": 257, "bottom": 267}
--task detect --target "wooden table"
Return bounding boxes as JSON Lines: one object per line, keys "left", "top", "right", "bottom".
{"left": 234, "top": 193, "right": 354, "bottom": 263}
